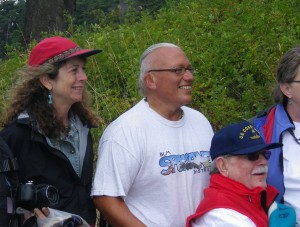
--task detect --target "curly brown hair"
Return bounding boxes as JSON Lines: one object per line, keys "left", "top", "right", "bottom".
{"left": 1, "top": 60, "right": 100, "bottom": 138}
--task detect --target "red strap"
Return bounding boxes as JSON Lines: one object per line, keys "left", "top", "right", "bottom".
{"left": 262, "top": 106, "right": 276, "bottom": 143}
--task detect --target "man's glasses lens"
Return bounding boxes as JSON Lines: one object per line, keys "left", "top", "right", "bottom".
{"left": 147, "top": 66, "right": 194, "bottom": 76}
{"left": 246, "top": 150, "right": 271, "bottom": 161}
{"left": 175, "top": 67, "right": 194, "bottom": 75}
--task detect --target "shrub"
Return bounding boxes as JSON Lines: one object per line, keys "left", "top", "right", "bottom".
{"left": 1, "top": 0, "right": 300, "bottom": 136}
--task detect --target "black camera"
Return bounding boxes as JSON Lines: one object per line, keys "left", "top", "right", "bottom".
{"left": 16, "top": 181, "right": 59, "bottom": 211}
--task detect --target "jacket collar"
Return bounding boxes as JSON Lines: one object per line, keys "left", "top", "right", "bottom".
{"left": 210, "top": 174, "right": 278, "bottom": 208}
{"left": 274, "top": 104, "right": 295, "bottom": 133}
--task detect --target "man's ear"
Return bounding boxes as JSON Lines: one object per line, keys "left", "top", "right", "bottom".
{"left": 39, "top": 75, "right": 52, "bottom": 90}
{"left": 144, "top": 72, "right": 157, "bottom": 90}
{"left": 280, "top": 83, "right": 292, "bottom": 98}
{"left": 215, "top": 157, "right": 229, "bottom": 177}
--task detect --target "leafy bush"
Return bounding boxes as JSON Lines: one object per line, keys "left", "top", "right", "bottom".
{"left": 1, "top": 0, "right": 300, "bottom": 138}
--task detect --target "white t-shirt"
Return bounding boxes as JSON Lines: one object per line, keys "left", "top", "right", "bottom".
{"left": 191, "top": 208, "right": 256, "bottom": 227}
{"left": 91, "top": 100, "right": 214, "bottom": 227}
{"left": 282, "top": 121, "right": 300, "bottom": 224}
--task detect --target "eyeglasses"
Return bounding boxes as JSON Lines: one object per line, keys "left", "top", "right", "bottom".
{"left": 245, "top": 150, "right": 271, "bottom": 161}
{"left": 147, "top": 66, "right": 194, "bottom": 76}
{"left": 289, "top": 81, "right": 300, "bottom": 83}
{"left": 224, "top": 150, "right": 271, "bottom": 161}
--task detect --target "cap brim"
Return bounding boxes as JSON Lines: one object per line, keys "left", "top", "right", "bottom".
{"left": 232, "top": 142, "right": 282, "bottom": 156}
{"left": 65, "top": 48, "right": 102, "bottom": 60}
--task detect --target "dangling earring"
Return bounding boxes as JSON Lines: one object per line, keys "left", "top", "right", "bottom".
{"left": 48, "top": 92, "right": 53, "bottom": 105}
{"left": 288, "top": 98, "right": 292, "bottom": 105}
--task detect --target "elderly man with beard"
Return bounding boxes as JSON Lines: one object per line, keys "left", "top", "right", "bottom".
{"left": 187, "top": 121, "right": 296, "bottom": 227}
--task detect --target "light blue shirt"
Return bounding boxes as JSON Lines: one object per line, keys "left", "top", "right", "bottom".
{"left": 47, "top": 113, "right": 83, "bottom": 176}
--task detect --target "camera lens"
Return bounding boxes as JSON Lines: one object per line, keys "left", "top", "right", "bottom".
{"left": 35, "top": 184, "right": 59, "bottom": 208}
{"left": 45, "top": 185, "right": 59, "bottom": 205}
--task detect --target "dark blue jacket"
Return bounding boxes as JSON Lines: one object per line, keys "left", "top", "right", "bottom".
{"left": 0, "top": 116, "right": 96, "bottom": 225}
{"left": 253, "top": 104, "right": 294, "bottom": 202}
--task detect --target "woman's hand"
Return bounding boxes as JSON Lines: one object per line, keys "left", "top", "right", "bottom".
{"left": 23, "top": 207, "right": 50, "bottom": 226}
{"left": 34, "top": 207, "right": 50, "bottom": 218}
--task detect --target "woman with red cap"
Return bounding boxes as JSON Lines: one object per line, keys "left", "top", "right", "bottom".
{"left": 0, "top": 36, "right": 101, "bottom": 226}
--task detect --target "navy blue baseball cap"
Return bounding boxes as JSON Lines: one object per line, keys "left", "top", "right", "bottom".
{"left": 210, "top": 121, "right": 282, "bottom": 160}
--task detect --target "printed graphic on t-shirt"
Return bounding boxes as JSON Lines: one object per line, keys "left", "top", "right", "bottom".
{"left": 159, "top": 151, "right": 211, "bottom": 175}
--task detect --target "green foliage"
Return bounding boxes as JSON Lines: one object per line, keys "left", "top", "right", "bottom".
{"left": 1, "top": 0, "right": 300, "bottom": 137}
{"left": 74, "top": 0, "right": 166, "bottom": 30}
{"left": 0, "top": 0, "right": 25, "bottom": 59}
{"left": 83, "top": 0, "right": 300, "bottom": 131}
{"left": 187, "top": 0, "right": 300, "bottom": 130}
{"left": 74, "top": 0, "right": 119, "bottom": 27}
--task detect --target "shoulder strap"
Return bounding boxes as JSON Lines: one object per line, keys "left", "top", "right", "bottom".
{"left": 0, "top": 136, "right": 18, "bottom": 173}
{"left": 0, "top": 136, "right": 20, "bottom": 227}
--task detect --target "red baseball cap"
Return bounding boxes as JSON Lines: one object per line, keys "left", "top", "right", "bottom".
{"left": 28, "top": 36, "right": 101, "bottom": 66}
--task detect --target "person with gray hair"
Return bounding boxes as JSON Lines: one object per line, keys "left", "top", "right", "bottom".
{"left": 91, "top": 43, "right": 214, "bottom": 226}
{"left": 252, "top": 45, "right": 300, "bottom": 225}
{"left": 187, "top": 121, "right": 295, "bottom": 227}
